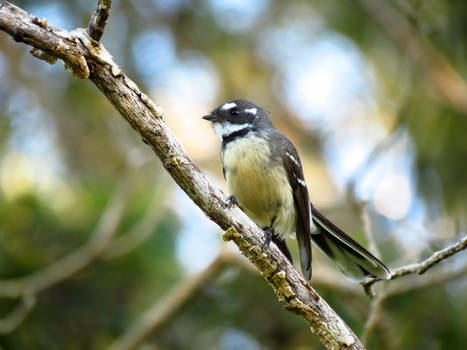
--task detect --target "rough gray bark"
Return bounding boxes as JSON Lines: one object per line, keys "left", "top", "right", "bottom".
{"left": 0, "top": 2, "right": 364, "bottom": 349}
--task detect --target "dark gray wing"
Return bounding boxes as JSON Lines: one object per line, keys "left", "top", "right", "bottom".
{"left": 280, "top": 138, "right": 312, "bottom": 280}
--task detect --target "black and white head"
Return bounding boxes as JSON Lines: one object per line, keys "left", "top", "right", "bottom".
{"left": 202, "top": 99, "right": 273, "bottom": 139}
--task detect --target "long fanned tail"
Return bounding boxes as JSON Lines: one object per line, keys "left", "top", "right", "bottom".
{"left": 310, "top": 206, "right": 391, "bottom": 281}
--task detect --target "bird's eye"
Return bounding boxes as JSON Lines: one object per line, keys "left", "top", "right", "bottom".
{"left": 230, "top": 108, "right": 240, "bottom": 116}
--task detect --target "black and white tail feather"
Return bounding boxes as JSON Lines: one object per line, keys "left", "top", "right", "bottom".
{"left": 310, "top": 206, "right": 391, "bottom": 281}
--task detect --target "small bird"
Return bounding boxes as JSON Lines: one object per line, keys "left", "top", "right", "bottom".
{"left": 203, "top": 99, "right": 390, "bottom": 281}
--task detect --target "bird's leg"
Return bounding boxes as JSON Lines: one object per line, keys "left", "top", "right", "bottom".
{"left": 226, "top": 195, "right": 238, "bottom": 207}
{"left": 263, "top": 227, "right": 293, "bottom": 263}
{"left": 262, "top": 226, "right": 273, "bottom": 248}
{"left": 262, "top": 216, "right": 277, "bottom": 248}
{"left": 271, "top": 235, "right": 293, "bottom": 263}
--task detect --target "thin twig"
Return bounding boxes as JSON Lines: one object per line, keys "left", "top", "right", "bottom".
{"left": 387, "top": 259, "right": 467, "bottom": 296}
{"left": 87, "top": 0, "right": 112, "bottom": 41}
{"left": 362, "top": 235, "right": 467, "bottom": 290}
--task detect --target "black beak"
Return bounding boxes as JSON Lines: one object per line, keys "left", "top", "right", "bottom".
{"left": 202, "top": 114, "right": 217, "bottom": 122}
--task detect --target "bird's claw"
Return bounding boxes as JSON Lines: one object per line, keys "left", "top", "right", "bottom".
{"left": 226, "top": 195, "right": 238, "bottom": 207}
{"left": 262, "top": 227, "right": 273, "bottom": 248}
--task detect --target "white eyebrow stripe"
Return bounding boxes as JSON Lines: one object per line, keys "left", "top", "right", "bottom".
{"left": 221, "top": 102, "right": 237, "bottom": 110}
{"left": 244, "top": 107, "right": 257, "bottom": 115}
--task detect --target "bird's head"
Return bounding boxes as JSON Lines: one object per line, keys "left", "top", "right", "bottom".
{"left": 203, "top": 99, "right": 272, "bottom": 139}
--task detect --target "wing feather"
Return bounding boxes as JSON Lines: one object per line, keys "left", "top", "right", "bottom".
{"left": 281, "top": 141, "right": 312, "bottom": 280}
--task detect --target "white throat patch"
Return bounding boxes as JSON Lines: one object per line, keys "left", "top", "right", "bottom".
{"left": 213, "top": 122, "right": 251, "bottom": 139}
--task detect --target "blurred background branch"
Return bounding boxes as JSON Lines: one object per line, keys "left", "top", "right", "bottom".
{"left": 0, "top": 167, "right": 172, "bottom": 334}
{"left": 103, "top": 177, "right": 170, "bottom": 260}
{"left": 361, "top": 291, "right": 386, "bottom": 346}
{"left": 0, "top": 294, "right": 35, "bottom": 334}
{"left": 358, "top": 0, "right": 467, "bottom": 115}
{"left": 109, "top": 246, "right": 232, "bottom": 350}
{"left": 0, "top": 179, "right": 128, "bottom": 299}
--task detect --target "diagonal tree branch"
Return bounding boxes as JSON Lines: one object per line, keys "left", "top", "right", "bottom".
{"left": 0, "top": 2, "right": 365, "bottom": 349}
{"left": 87, "top": 0, "right": 112, "bottom": 42}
